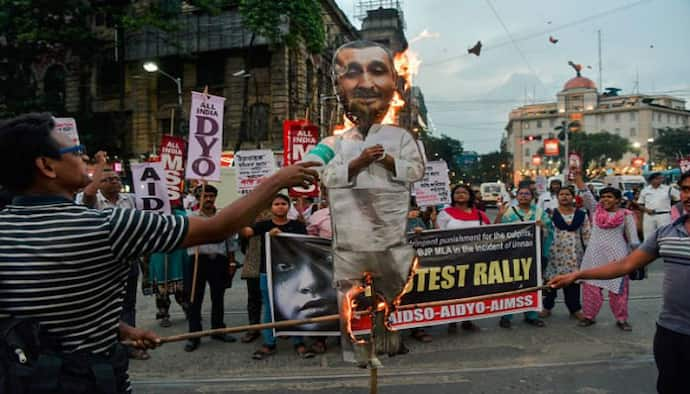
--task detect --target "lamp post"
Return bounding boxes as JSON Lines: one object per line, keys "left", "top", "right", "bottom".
{"left": 144, "top": 61, "right": 183, "bottom": 135}
{"left": 647, "top": 137, "right": 654, "bottom": 170}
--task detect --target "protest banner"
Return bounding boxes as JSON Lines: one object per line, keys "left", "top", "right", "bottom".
{"left": 413, "top": 160, "right": 450, "bottom": 207}
{"left": 283, "top": 120, "right": 320, "bottom": 197}
{"left": 267, "top": 222, "right": 541, "bottom": 335}
{"left": 54, "top": 117, "right": 80, "bottom": 145}
{"left": 159, "top": 135, "right": 186, "bottom": 205}
{"left": 131, "top": 162, "right": 171, "bottom": 214}
{"left": 235, "top": 149, "right": 276, "bottom": 195}
{"left": 186, "top": 91, "right": 225, "bottom": 182}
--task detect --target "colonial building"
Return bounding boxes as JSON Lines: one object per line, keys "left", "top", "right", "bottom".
{"left": 505, "top": 72, "right": 689, "bottom": 181}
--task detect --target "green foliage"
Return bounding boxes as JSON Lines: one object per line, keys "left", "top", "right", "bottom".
{"left": 463, "top": 150, "right": 513, "bottom": 185}
{"left": 651, "top": 127, "right": 690, "bottom": 162}
{"left": 419, "top": 132, "right": 464, "bottom": 183}
{"left": 239, "top": 0, "right": 325, "bottom": 53}
{"left": 537, "top": 130, "right": 632, "bottom": 168}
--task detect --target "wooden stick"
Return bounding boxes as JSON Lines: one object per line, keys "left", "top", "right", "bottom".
{"left": 163, "top": 255, "right": 169, "bottom": 298}
{"left": 368, "top": 278, "right": 378, "bottom": 394}
{"left": 125, "top": 285, "right": 549, "bottom": 346}
{"left": 189, "top": 181, "right": 207, "bottom": 304}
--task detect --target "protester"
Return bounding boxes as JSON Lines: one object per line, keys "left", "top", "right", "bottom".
{"left": 307, "top": 187, "right": 332, "bottom": 239}
{"left": 0, "top": 112, "right": 318, "bottom": 393}
{"left": 184, "top": 185, "right": 239, "bottom": 352}
{"left": 537, "top": 178, "right": 561, "bottom": 214}
{"left": 436, "top": 183, "right": 490, "bottom": 333}
{"left": 575, "top": 169, "right": 639, "bottom": 330}
{"left": 670, "top": 198, "right": 686, "bottom": 221}
{"left": 540, "top": 186, "right": 590, "bottom": 321}
{"left": 473, "top": 188, "right": 487, "bottom": 212}
{"left": 638, "top": 172, "right": 680, "bottom": 240}
{"left": 241, "top": 194, "right": 314, "bottom": 360}
{"left": 549, "top": 170, "right": 690, "bottom": 394}
{"left": 495, "top": 185, "right": 553, "bottom": 328}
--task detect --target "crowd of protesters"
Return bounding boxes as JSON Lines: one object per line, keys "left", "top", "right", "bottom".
{"left": 0, "top": 112, "right": 688, "bottom": 393}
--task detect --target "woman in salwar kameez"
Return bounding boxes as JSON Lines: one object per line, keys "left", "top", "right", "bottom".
{"left": 575, "top": 172, "right": 639, "bottom": 331}
{"left": 540, "top": 186, "right": 591, "bottom": 320}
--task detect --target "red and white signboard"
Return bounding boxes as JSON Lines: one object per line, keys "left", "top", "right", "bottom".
{"left": 159, "top": 135, "right": 186, "bottom": 206}
{"left": 131, "top": 162, "right": 171, "bottom": 215}
{"left": 220, "top": 151, "right": 234, "bottom": 167}
{"left": 235, "top": 149, "right": 276, "bottom": 196}
{"left": 54, "top": 117, "right": 80, "bottom": 145}
{"left": 543, "top": 138, "right": 560, "bottom": 156}
{"left": 186, "top": 91, "right": 225, "bottom": 182}
{"left": 283, "top": 120, "right": 320, "bottom": 197}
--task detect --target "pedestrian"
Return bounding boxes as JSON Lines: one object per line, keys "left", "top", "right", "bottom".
{"left": 540, "top": 186, "right": 590, "bottom": 321}
{"left": 435, "top": 183, "right": 489, "bottom": 334}
{"left": 638, "top": 172, "right": 680, "bottom": 240}
{"left": 307, "top": 187, "right": 332, "bottom": 239}
{"left": 0, "top": 112, "right": 318, "bottom": 393}
{"left": 495, "top": 185, "right": 553, "bottom": 328}
{"left": 537, "top": 178, "right": 562, "bottom": 214}
{"left": 184, "top": 184, "right": 239, "bottom": 352}
{"left": 574, "top": 169, "right": 639, "bottom": 330}
{"left": 549, "top": 170, "right": 690, "bottom": 394}
{"left": 241, "top": 194, "right": 314, "bottom": 360}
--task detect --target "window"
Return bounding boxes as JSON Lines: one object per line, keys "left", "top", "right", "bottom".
{"left": 536, "top": 120, "right": 542, "bottom": 128}
{"left": 629, "top": 112, "right": 636, "bottom": 121}
{"left": 549, "top": 119, "right": 555, "bottom": 127}
{"left": 657, "top": 113, "right": 662, "bottom": 121}
{"left": 614, "top": 113, "right": 620, "bottom": 122}
{"left": 525, "top": 148, "right": 531, "bottom": 157}
{"left": 196, "top": 53, "right": 225, "bottom": 87}
{"left": 600, "top": 114, "right": 607, "bottom": 123}
{"left": 97, "top": 60, "right": 121, "bottom": 98}
{"left": 630, "top": 128, "right": 637, "bottom": 137}
{"left": 615, "top": 128, "right": 621, "bottom": 134}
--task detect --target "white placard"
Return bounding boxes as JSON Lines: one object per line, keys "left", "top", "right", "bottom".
{"left": 54, "top": 117, "right": 80, "bottom": 145}
{"left": 186, "top": 91, "right": 225, "bottom": 181}
{"left": 131, "top": 162, "right": 171, "bottom": 214}
{"left": 413, "top": 160, "right": 451, "bottom": 207}
{"left": 235, "top": 149, "right": 276, "bottom": 196}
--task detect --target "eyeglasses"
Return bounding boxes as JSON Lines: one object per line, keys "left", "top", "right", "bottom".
{"left": 58, "top": 144, "right": 86, "bottom": 156}
{"left": 101, "top": 176, "right": 121, "bottom": 183}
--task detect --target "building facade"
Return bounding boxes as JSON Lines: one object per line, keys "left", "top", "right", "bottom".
{"left": 505, "top": 74, "right": 689, "bottom": 182}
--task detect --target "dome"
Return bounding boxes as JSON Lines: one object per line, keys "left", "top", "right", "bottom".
{"left": 563, "top": 76, "right": 596, "bottom": 91}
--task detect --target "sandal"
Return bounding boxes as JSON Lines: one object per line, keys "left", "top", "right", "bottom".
{"left": 616, "top": 321, "right": 632, "bottom": 331}
{"left": 295, "top": 344, "right": 315, "bottom": 359}
{"left": 252, "top": 345, "right": 276, "bottom": 360}
{"left": 241, "top": 330, "right": 261, "bottom": 343}
{"left": 311, "top": 339, "right": 327, "bottom": 354}
{"left": 578, "top": 318, "right": 596, "bottom": 327}
{"left": 538, "top": 309, "right": 551, "bottom": 318}
{"left": 411, "top": 329, "right": 433, "bottom": 343}
{"left": 524, "top": 318, "right": 545, "bottom": 327}
{"left": 461, "top": 321, "right": 480, "bottom": 332}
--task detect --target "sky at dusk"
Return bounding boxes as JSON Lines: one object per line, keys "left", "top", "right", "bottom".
{"left": 335, "top": 0, "right": 690, "bottom": 153}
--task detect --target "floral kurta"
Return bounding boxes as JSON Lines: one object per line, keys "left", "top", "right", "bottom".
{"left": 499, "top": 204, "right": 554, "bottom": 259}
{"left": 545, "top": 211, "right": 591, "bottom": 280}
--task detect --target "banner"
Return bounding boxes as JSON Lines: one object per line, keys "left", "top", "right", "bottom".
{"left": 283, "top": 120, "right": 320, "bottom": 197}
{"left": 186, "top": 91, "right": 225, "bottom": 181}
{"left": 235, "top": 149, "right": 276, "bottom": 195}
{"left": 413, "top": 160, "right": 450, "bottom": 207}
{"left": 159, "top": 135, "right": 186, "bottom": 205}
{"left": 54, "top": 117, "right": 80, "bottom": 145}
{"left": 267, "top": 223, "right": 541, "bottom": 335}
{"left": 131, "top": 162, "right": 171, "bottom": 214}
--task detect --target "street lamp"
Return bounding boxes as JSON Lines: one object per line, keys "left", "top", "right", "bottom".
{"left": 647, "top": 138, "right": 655, "bottom": 169}
{"left": 143, "top": 61, "right": 182, "bottom": 108}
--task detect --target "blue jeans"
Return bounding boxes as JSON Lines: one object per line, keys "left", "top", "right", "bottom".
{"left": 502, "top": 311, "right": 539, "bottom": 321}
{"left": 259, "top": 274, "right": 303, "bottom": 347}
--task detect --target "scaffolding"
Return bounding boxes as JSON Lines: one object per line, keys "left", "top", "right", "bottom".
{"left": 354, "top": 0, "right": 406, "bottom": 29}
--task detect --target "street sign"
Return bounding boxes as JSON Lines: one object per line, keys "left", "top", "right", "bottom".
{"left": 544, "top": 138, "right": 560, "bottom": 156}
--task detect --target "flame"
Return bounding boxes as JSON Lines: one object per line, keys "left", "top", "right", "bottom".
{"left": 380, "top": 91, "right": 406, "bottom": 125}
{"left": 410, "top": 29, "right": 441, "bottom": 44}
{"left": 394, "top": 49, "right": 422, "bottom": 90}
{"left": 342, "top": 285, "right": 367, "bottom": 344}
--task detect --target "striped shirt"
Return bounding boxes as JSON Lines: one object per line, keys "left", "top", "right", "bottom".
{"left": 640, "top": 214, "right": 690, "bottom": 335}
{"left": 0, "top": 195, "right": 188, "bottom": 354}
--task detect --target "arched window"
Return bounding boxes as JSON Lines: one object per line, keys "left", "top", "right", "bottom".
{"left": 44, "top": 65, "right": 66, "bottom": 112}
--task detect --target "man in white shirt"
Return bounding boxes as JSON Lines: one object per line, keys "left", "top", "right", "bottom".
{"left": 537, "top": 179, "right": 561, "bottom": 214}
{"left": 638, "top": 172, "right": 680, "bottom": 240}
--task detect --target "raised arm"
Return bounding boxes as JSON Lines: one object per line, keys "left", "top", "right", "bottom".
{"left": 549, "top": 248, "right": 656, "bottom": 288}
{"left": 82, "top": 150, "right": 108, "bottom": 208}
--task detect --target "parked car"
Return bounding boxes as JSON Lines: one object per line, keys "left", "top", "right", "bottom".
{"left": 480, "top": 182, "right": 508, "bottom": 207}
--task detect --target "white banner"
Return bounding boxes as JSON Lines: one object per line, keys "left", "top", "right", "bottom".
{"left": 186, "top": 91, "right": 225, "bottom": 181}
{"left": 235, "top": 149, "right": 276, "bottom": 196}
{"left": 413, "top": 160, "right": 450, "bottom": 207}
{"left": 54, "top": 117, "right": 80, "bottom": 145}
{"left": 131, "top": 162, "right": 171, "bottom": 214}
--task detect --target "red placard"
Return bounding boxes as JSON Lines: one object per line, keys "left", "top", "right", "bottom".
{"left": 283, "top": 120, "right": 320, "bottom": 197}
{"left": 543, "top": 138, "right": 560, "bottom": 156}
{"left": 531, "top": 155, "right": 542, "bottom": 166}
{"left": 631, "top": 157, "right": 645, "bottom": 168}
{"left": 158, "top": 135, "right": 186, "bottom": 206}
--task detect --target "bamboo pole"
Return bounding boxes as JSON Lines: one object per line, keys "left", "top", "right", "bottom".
{"left": 367, "top": 278, "right": 378, "bottom": 394}
{"left": 125, "top": 285, "right": 550, "bottom": 346}
{"left": 189, "top": 181, "right": 207, "bottom": 303}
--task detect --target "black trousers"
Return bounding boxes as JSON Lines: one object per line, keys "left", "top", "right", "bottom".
{"left": 654, "top": 324, "right": 690, "bottom": 394}
{"left": 187, "top": 255, "right": 227, "bottom": 333}
{"left": 246, "top": 277, "right": 262, "bottom": 326}
{"left": 543, "top": 282, "right": 581, "bottom": 313}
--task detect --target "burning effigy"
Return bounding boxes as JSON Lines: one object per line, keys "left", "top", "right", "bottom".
{"left": 303, "top": 40, "right": 425, "bottom": 366}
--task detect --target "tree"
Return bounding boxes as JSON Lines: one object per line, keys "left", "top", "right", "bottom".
{"left": 419, "top": 132, "right": 464, "bottom": 183}
{"left": 538, "top": 131, "right": 632, "bottom": 170}
{"left": 464, "top": 150, "right": 512, "bottom": 185}
{"left": 652, "top": 127, "right": 690, "bottom": 163}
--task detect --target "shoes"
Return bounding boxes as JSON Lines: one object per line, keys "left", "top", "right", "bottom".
{"left": 184, "top": 339, "right": 200, "bottom": 352}
{"left": 311, "top": 339, "right": 327, "bottom": 354}
{"left": 461, "top": 321, "right": 480, "bottom": 332}
{"left": 159, "top": 317, "right": 172, "bottom": 328}
{"left": 252, "top": 345, "right": 276, "bottom": 360}
{"left": 524, "top": 318, "right": 546, "bottom": 327}
{"left": 411, "top": 329, "right": 433, "bottom": 342}
{"left": 128, "top": 348, "right": 150, "bottom": 360}
{"left": 295, "top": 343, "right": 315, "bottom": 359}
{"left": 538, "top": 309, "right": 552, "bottom": 318}
{"left": 570, "top": 311, "right": 585, "bottom": 321}
{"left": 241, "top": 330, "right": 261, "bottom": 343}
{"left": 211, "top": 333, "right": 237, "bottom": 343}
{"left": 616, "top": 321, "right": 632, "bottom": 331}
{"left": 578, "top": 318, "right": 596, "bottom": 327}
{"left": 499, "top": 317, "right": 511, "bottom": 329}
